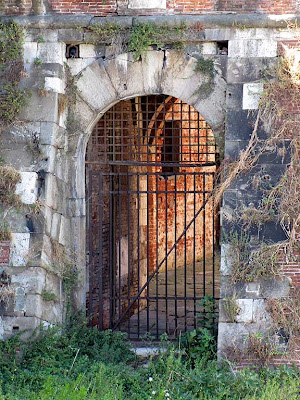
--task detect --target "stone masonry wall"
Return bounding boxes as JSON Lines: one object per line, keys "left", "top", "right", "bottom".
{"left": 1, "top": 0, "right": 299, "bottom": 15}
{"left": 0, "top": 13, "right": 299, "bottom": 368}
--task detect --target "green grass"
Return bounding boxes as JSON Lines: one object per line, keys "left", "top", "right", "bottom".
{"left": 0, "top": 316, "right": 299, "bottom": 400}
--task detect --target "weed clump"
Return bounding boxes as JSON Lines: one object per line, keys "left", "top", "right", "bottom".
{"left": 225, "top": 231, "right": 282, "bottom": 283}
{"left": 0, "top": 320, "right": 299, "bottom": 400}
{"left": 0, "top": 22, "right": 30, "bottom": 126}
{"left": 0, "top": 166, "right": 22, "bottom": 209}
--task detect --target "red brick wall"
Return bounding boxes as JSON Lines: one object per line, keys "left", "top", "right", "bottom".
{"left": 0, "top": 241, "right": 10, "bottom": 266}
{"left": 2, "top": 0, "right": 298, "bottom": 16}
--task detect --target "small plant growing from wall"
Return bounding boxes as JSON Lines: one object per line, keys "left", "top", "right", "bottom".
{"left": 223, "top": 295, "right": 240, "bottom": 323}
{"left": 0, "top": 221, "right": 11, "bottom": 241}
{"left": 41, "top": 289, "right": 57, "bottom": 302}
{"left": 85, "top": 21, "right": 186, "bottom": 61}
{"left": 225, "top": 231, "right": 282, "bottom": 283}
{"left": 0, "top": 166, "right": 22, "bottom": 209}
{"left": 0, "top": 22, "right": 30, "bottom": 127}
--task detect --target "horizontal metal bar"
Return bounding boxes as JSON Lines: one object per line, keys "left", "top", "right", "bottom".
{"left": 100, "top": 296, "right": 220, "bottom": 301}
{"left": 85, "top": 161, "right": 217, "bottom": 168}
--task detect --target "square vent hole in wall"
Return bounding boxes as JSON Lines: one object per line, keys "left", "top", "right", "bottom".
{"left": 66, "top": 44, "right": 80, "bottom": 59}
{"left": 217, "top": 41, "right": 228, "bottom": 55}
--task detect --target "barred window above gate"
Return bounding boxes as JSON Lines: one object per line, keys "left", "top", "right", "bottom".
{"left": 86, "top": 95, "right": 216, "bottom": 167}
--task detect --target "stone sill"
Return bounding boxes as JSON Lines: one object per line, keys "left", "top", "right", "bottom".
{"left": 1, "top": 13, "right": 300, "bottom": 30}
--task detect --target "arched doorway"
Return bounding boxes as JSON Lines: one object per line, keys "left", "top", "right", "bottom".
{"left": 86, "top": 95, "right": 219, "bottom": 339}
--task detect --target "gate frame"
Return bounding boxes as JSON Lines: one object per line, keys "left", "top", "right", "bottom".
{"left": 85, "top": 92, "right": 218, "bottom": 337}
{"left": 68, "top": 50, "right": 226, "bottom": 316}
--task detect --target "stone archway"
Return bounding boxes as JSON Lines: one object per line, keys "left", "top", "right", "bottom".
{"left": 68, "top": 49, "right": 226, "bottom": 319}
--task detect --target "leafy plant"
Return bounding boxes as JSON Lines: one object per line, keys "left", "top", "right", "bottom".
{"left": 194, "top": 56, "right": 214, "bottom": 79}
{"left": 223, "top": 295, "right": 240, "bottom": 323}
{"left": 197, "top": 295, "right": 218, "bottom": 333}
{"left": 180, "top": 328, "right": 217, "bottom": 365}
{"left": 33, "top": 57, "right": 42, "bottom": 66}
{"left": 0, "top": 221, "right": 11, "bottom": 241}
{"left": 41, "top": 289, "right": 57, "bottom": 302}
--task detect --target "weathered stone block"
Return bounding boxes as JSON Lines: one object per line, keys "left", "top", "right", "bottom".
{"left": 224, "top": 140, "right": 249, "bottom": 160}
{"left": 15, "top": 172, "right": 38, "bottom": 205}
{"left": 9, "top": 233, "right": 30, "bottom": 267}
{"left": 14, "top": 287, "right": 26, "bottom": 312}
{"left": 20, "top": 92, "right": 59, "bottom": 124}
{"left": 58, "top": 215, "right": 70, "bottom": 246}
{"left": 37, "top": 43, "right": 65, "bottom": 64}
{"left": 220, "top": 276, "right": 291, "bottom": 300}
{"left": 225, "top": 110, "right": 258, "bottom": 140}
{"left": 45, "top": 272, "right": 62, "bottom": 299}
{"left": 226, "top": 83, "right": 243, "bottom": 110}
{"left": 40, "top": 122, "right": 58, "bottom": 145}
{"left": 76, "top": 59, "right": 118, "bottom": 112}
{"left": 9, "top": 267, "right": 46, "bottom": 294}
{"left": 205, "top": 28, "right": 233, "bottom": 41}
{"left": 45, "top": 77, "right": 65, "bottom": 94}
{"left": 0, "top": 316, "right": 41, "bottom": 339}
{"left": 67, "top": 58, "right": 96, "bottom": 76}
{"left": 26, "top": 294, "right": 61, "bottom": 323}
{"left": 220, "top": 243, "right": 231, "bottom": 276}
{"left": 235, "top": 299, "right": 253, "bottom": 323}
{"left": 129, "top": 0, "right": 166, "bottom": 8}
{"left": 51, "top": 213, "right": 61, "bottom": 240}
{"left": 58, "top": 28, "right": 84, "bottom": 43}
{"left": 202, "top": 42, "right": 217, "bottom": 55}
{"left": 242, "top": 82, "right": 263, "bottom": 110}
{"left": 227, "top": 57, "right": 277, "bottom": 83}
{"left": 23, "top": 42, "right": 38, "bottom": 72}
{"left": 103, "top": 52, "right": 145, "bottom": 99}
{"left": 79, "top": 44, "right": 99, "bottom": 58}
{"left": 228, "top": 39, "right": 277, "bottom": 58}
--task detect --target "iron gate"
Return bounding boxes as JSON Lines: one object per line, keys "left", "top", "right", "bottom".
{"left": 86, "top": 95, "right": 219, "bottom": 340}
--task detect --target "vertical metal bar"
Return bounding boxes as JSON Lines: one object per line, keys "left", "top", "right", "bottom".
{"left": 118, "top": 174, "right": 122, "bottom": 322}
{"left": 109, "top": 172, "right": 114, "bottom": 329}
{"left": 212, "top": 185, "right": 215, "bottom": 300}
{"left": 88, "top": 168, "right": 93, "bottom": 327}
{"left": 212, "top": 183, "right": 216, "bottom": 335}
{"left": 174, "top": 173, "right": 178, "bottom": 335}
{"left": 127, "top": 172, "right": 131, "bottom": 338}
{"left": 197, "top": 114, "right": 200, "bottom": 163}
{"left": 98, "top": 172, "right": 103, "bottom": 331}
{"left": 137, "top": 173, "right": 140, "bottom": 339}
{"left": 165, "top": 176, "right": 168, "bottom": 334}
{"left": 188, "top": 104, "right": 191, "bottom": 162}
{"left": 184, "top": 173, "right": 187, "bottom": 332}
{"left": 146, "top": 173, "right": 150, "bottom": 333}
{"left": 203, "top": 173, "right": 206, "bottom": 299}
{"left": 193, "top": 172, "right": 196, "bottom": 329}
{"left": 156, "top": 173, "right": 159, "bottom": 339}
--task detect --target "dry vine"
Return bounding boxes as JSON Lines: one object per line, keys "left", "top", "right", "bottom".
{"left": 215, "top": 41, "right": 300, "bottom": 265}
